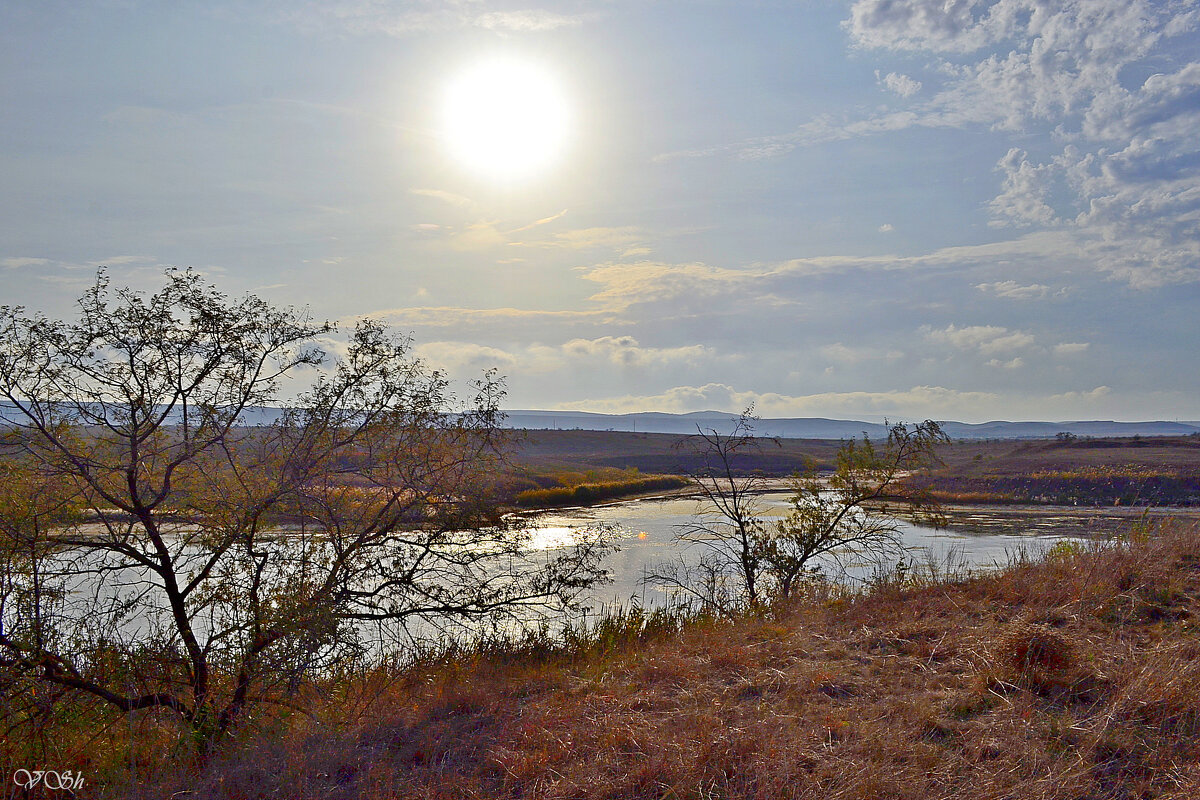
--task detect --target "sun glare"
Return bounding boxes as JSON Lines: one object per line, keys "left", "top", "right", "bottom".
{"left": 440, "top": 57, "right": 571, "bottom": 181}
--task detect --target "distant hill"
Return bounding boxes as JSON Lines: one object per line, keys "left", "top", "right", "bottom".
{"left": 6, "top": 401, "right": 1197, "bottom": 441}
{"left": 503, "top": 410, "right": 1200, "bottom": 441}
{"left": 1, "top": 402, "right": 284, "bottom": 428}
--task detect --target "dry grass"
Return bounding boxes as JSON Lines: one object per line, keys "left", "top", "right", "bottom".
{"left": 916, "top": 436, "right": 1200, "bottom": 506}
{"left": 7, "top": 519, "right": 1200, "bottom": 799}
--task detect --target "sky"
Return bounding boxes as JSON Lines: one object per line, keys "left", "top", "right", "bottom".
{"left": 2, "top": 0, "right": 1199, "bottom": 423}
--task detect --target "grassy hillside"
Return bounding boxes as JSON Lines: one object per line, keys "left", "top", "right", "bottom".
{"left": 508, "top": 430, "right": 1200, "bottom": 507}
{"left": 915, "top": 436, "right": 1200, "bottom": 505}
{"left": 507, "top": 428, "right": 844, "bottom": 476}
{"left": 13, "top": 519, "right": 1200, "bottom": 799}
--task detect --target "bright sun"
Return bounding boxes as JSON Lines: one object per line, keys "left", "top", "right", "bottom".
{"left": 440, "top": 58, "right": 570, "bottom": 181}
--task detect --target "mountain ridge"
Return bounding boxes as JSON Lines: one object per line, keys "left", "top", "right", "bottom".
{"left": 503, "top": 410, "right": 1200, "bottom": 440}
{"left": 5, "top": 402, "right": 1195, "bottom": 441}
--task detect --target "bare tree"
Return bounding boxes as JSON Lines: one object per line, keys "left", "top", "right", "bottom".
{"left": 763, "top": 420, "right": 947, "bottom": 598}
{"left": 646, "top": 409, "right": 779, "bottom": 610}
{"left": 0, "top": 270, "right": 609, "bottom": 750}
{"left": 648, "top": 411, "right": 945, "bottom": 611}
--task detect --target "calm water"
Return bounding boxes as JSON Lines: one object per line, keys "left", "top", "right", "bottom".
{"left": 35, "top": 494, "right": 1169, "bottom": 649}
{"left": 519, "top": 491, "right": 1101, "bottom": 607}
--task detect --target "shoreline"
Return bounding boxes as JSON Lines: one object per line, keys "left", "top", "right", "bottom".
{"left": 514, "top": 477, "right": 1200, "bottom": 518}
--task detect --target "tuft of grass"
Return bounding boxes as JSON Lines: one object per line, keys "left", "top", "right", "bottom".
{"left": 992, "top": 620, "right": 1100, "bottom": 699}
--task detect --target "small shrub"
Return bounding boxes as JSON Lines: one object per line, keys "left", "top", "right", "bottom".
{"left": 995, "top": 621, "right": 1086, "bottom": 697}
{"left": 514, "top": 475, "right": 691, "bottom": 507}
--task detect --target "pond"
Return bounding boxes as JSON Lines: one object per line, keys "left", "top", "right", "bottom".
{"left": 21, "top": 495, "right": 1190, "bottom": 652}
{"left": 517, "top": 491, "right": 1174, "bottom": 608}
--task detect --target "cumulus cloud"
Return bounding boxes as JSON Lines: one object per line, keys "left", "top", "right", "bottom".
{"left": 876, "top": 70, "right": 922, "bottom": 97}
{"left": 1053, "top": 341, "right": 1090, "bottom": 356}
{"left": 414, "top": 341, "right": 518, "bottom": 371}
{"left": 988, "top": 148, "right": 1058, "bottom": 227}
{"left": 667, "top": 0, "right": 1200, "bottom": 286}
{"left": 1049, "top": 385, "right": 1111, "bottom": 404}
{"left": 555, "top": 336, "right": 710, "bottom": 368}
{"left": 975, "top": 280, "right": 1052, "bottom": 299}
{"left": 925, "top": 324, "right": 1036, "bottom": 354}
{"left": 857, "top": 0, "right": 1200, "bottom": 285}
{"left": 847, "top": 0, "right": 993, "bottom": 52}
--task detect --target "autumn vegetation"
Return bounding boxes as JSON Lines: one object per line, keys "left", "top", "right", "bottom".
{"left": 508, "top": 429, "right": 1200, "bottom": 509}
{"left": 904, "top": 436, "right": 1200, "bottom": 506}
{"left": 0, "top": 270, "right": 609, "bottom": 756}
{"left": 4, "top": 517, "right": 1200, "bottom": 798}
{"left": 511, "top": 472, "right": 691, "bottom": 510}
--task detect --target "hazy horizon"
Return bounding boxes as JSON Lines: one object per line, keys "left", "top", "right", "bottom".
{"left": 505, "top": 409, "right": 1200, "bottom": 425}
{"left": 3, "top": 1, "right": 1198, "bottom": 422}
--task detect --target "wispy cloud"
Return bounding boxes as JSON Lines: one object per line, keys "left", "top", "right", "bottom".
{"left": 410, "top": 188, "right": 475, "bottom": 208}
{"left": 474, "top": 9, "right": 590, "bottom": 32}
{"left": 820, "top": 343, "right": 904, "bottom": 364}
{"left": 579, "top": 260, "right": 763, "bottom": 310}
{"left": 554, "top": 383, "right": 1004, "bottom": 418}
{"left": 520, "top": 226, "right": 644, "bottom": 251}
{"left": 368, "top": 305, "right": 615, "bottom": 329}
{"left": 1, "top": 257, "right": 50, "bottom": 270}
{"left": 272, "top": 1, "right": 594, "bottom": 36}
{"left": 417, "top": 207, "right": 645, "bottom": 256}
{"left": 508, "top": 209, "right": 569, "bottom": 233}
{"left": 552, "top": 381, "right": 1136, "bottom": 421}
{"left": 975, "top": 280, "right": 1053, "bottom": 299}
{"left": 1053, "top": 342, "right": 1090, "bottom": 356}
{"left": 575, "top": 235, "right": 1087, "bottom": 313}
{"left": 410, "top": 335, "right": 716, "bottom": 383}
{"left": 88, "top": 255, "right": 158, "bottom": 267}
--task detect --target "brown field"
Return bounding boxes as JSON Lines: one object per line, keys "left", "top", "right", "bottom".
{"left": 508, "top": 429, "right": 845, "bottom": 475}
{"left": 915, "top": 436, "right": 1200, "bottom": 506}
{"left": 507, "top": 430, "right": 1200, "bottom": 506}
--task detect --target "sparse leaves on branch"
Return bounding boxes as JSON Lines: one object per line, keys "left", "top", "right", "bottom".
{"left": 648, "top": 410, "right": 946, "bottom": 611}
{"left": 765, "top": 420, "right": 947, "bottom": 599}
{"left": 0, "top": 269, "right": 610, "bottom": 751}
